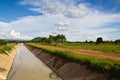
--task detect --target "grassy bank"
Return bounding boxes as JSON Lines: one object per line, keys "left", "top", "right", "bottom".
{"left": 52, "top": 42, "right": 120, "bottom": 54}
{"left": 0, "top": 43, "right": 16, "bottom": 54}
{"left": 27, "top": 43, "right": 120, "bottom": 78}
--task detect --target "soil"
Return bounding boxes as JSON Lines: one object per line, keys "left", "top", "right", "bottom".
{"left": 0, "top": 44, "right": 18, "bottom": 80}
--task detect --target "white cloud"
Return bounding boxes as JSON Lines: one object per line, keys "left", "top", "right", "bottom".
{"left": 0, "top": 30, "right": 32, "bottom": 40}
{"left": 10, "top": 30, "right": 32, "bottom": 40}
{"left": 55, "top": 21, "right": 71, "bottom": 26}
{"left": 0, "top": 0, "right": 120, "bottom": 41}
{"left": 0, "top": 11, "right": 120, "bottom": 41}
{"left": 20, "top": 0, "right": 90, "bottom": 18}
{"left": 20, "top": 0, "right": 64, "bottom": 14}
{"left": 64, "top": 4, "right": 89, "bottom": 18}
{"left": 55, "top": 21, "right": 73, "bottom": 31}
{"left": 0, "top": 32, "right": 11, "bottom": 39}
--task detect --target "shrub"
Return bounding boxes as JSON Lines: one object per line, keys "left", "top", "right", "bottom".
{"left": 96, "top": 37, "right": 103, "bottom": 44}
{"left": 0, "top": 39, "right": 7, "bottom": 45}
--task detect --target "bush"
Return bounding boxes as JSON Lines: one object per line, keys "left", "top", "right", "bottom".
{"left": 115, "top": 39, "right": 120, "bottom": 44}
{"left": 0, "top": 39, "right": 7, "bottom": 45}
{"left": 3, "top": 46, "right": 12, "bottom": 51}
{"left": 96, "top": 37, "right": 103, "bottom": 44}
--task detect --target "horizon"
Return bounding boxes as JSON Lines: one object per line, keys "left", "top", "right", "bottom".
{"left": 0, "top": 0, "right": 120, "bottom": 41}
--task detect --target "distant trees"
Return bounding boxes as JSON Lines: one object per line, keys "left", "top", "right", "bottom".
{"left": 37, "top": 34, "right": 66, "bottom": 44}
{"left": 49, "top": 35, "right": 55, "bottom": 43}
{"left": 31, "top": 37, "right": 42, "bottom": 42}
{"left": 96, "top": 37, "right": 103, "bottom": 44}
{"left": 0, "top": 39, "right": 7, "bottom": 45}
{"left": 49, "top": 34, "right": 66, "bottom": 43}
{"left": 89, "top": 41, "right": 93, "bottom": 43}
{"left": 55, "top": 34, "right": 66, "bottom": 42}
{"left": 39, "top": 37, "right": 48, "bottom": 43}
{"left": 85, "top": 40, "right": 88, "bottom": 43}
{"left": 95, "top": 37, "right": 120, "bottom": 44}
{"left": 115, "top": 39, "right": 120, "bottom": 44}
{"left": 31, "top": 34, "right": 120, "bottom": 45}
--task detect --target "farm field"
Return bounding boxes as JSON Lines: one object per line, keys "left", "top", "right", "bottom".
{"left": 52, "top": 42, "right": 120, "bottom": 54}
{"left": 27, "top": 43, "right": 120, "bottom": 61}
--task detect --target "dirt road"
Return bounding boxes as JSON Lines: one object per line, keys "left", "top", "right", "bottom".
{"left": 7, "top": 44, "right": 62, "bottom": 80}
{"left": 39, "top": 45, "right": 120, "bottom": 61}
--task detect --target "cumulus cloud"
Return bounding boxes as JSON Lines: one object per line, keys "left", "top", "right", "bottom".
{"left": 68, "top": 28, "right": 118, "bottom": 41}
{"left": 0, "top": 32, "right": 11, "bottom": 39}
{"left": 63, "top": 4, "right": 89, "bottom": 18}
{"left": 0, "top": 0, "right": 120, "bottom": 41}
{"left": 0, "top": 30, "right": 32, "bottom": 40}
{"left": 10, "top": 30, "right": 32, "bottom": 40}
{"left": 20, "top": 0, "right": 90, "bottom": 18}
{"left": 20, "top": 0, "right": 64, "bottom": 14}
{"left": 55, "top": 21, "right": 71, "bottom": 26}
{"left": 0, "top": 12, "right": 120, "bottom": 41}
{"left": 55, "top": 21, "right": 72, "bottom": 31}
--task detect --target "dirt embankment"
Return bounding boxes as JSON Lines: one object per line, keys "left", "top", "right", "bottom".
{"left": 26, "top": 45, "right": 112, "bottom": 80}
{"left": 0, "top": 44, "right": 18, "bottom": 80}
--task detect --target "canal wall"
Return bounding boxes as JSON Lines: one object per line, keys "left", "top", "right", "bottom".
{"left": 0, "top": 44, "right": 18, "bottom": 79}
{"left": 26, "top": 45, "right": 109, "bottom": 80}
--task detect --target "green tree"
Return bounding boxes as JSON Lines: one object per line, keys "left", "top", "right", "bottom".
{"left": 55, "top": 34, "right": 66, "bottom": 42}
{"left": 48, "top": 35, "right": 55, "bottom": 44}
{"left": 96, "top": 37, "right": 103, "bottom": 44}
{"left": 0, "top": 39, "right": 7, "bottom": 45}
{"left": 40, "top": 37, "right": 48, "bottom": 43}
{"left": 115, "top": 39, "right": 120, "bottom": 44}
{"left": 36, "top": 34, "right": 66, "bottom": 44}
{"left": 85, "top": 40, "right": 88, "bottom": 43}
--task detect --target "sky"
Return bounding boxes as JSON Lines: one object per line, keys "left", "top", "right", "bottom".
{"left": 0, "top": 0, "right": 120, "bottom": 41}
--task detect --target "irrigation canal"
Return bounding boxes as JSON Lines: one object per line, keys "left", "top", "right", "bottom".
{"left": 7, "top": 44, "right": 62, "bottom": 80}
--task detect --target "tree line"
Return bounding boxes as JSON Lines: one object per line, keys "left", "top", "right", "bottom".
{"left": 1, "top": 34, "right": 119, "bottom": 45}
{"left": 31, "top": 34, "right": 120, "bottom": 44}
{"left": 32, "top": 34, "right": 66, "bottom": 44}
{"left": 85, "top": 37, "right": 120, "bottom": 44}
{"left": 96, "top": 37, "right": 120, "bottom": 44}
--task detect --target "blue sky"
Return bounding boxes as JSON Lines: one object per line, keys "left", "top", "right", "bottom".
{"left": 0, "top": 0, "right": 120, "bottom": 41}
{"left": 0, "top": 0, "right": 40, "bottom": 22}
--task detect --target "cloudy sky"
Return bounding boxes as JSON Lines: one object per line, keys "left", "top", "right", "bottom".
{"left": 0, "top": 0, "right": 120, "bottom": 41}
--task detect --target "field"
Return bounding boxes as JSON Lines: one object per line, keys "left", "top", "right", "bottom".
{"left": 52, "top": 42, "right": 120, "bottom": 54}
{"left": 27, "top": 43, "right": 120, "bottom": 77}
{"left": 0, "top": 43, "right": 16, "bottom": 54}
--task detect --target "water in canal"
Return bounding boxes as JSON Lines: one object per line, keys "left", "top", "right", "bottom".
{"left": 7, "top": 44, "right": 62, "bottom": 80}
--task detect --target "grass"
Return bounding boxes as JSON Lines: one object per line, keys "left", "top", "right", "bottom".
{"left": 0, "top": 43, "right": 16, "bottom": 54}
{"left": 27, "top": 43, "right": 120, "bottom": 78}
{"left": 52, "top": 42, "right": 120, "bottom": 54}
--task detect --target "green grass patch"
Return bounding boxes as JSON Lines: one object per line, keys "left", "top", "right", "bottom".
{"left": 52, "top": 43, "right": 120, "bottom": 54}
{"left": 0, "top": 43, "right": 16, "bottom": 54}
